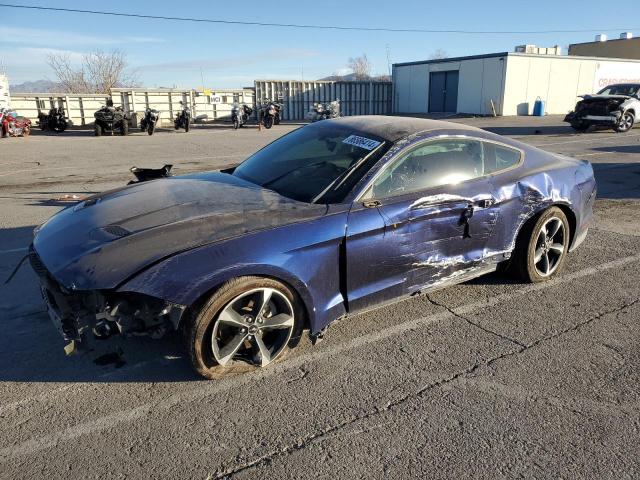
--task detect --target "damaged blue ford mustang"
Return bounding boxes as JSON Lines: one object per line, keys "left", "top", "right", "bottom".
{"left": 30, "top": 117, "right": 596, "bottom": 379}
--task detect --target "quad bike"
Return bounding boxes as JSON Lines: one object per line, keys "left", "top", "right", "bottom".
{"left": 139, "top": 108, "right": 160, "bottom": 135}
{"left": 307, "top": 100, "right": 341, "bottom": 122}
{"left": 94, "top": 101, "right": 129, "bottom": 136}
{"left": 38, "top": 107, "right": 68, "bottom": 133}
{"left": 1, "top": 108, "right": 31, "bottom": 137}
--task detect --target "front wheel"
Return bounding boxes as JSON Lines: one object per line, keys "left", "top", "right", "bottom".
{"left": 615, "top": 112, "right": 634, "bottom": 133}
{"left": 274, "top": 114, "right": 280, "bottom": 125}
{"left": 186, "top": 276, "right": 303, "bottom": 379}
{"left": 233, "top": 117, "right": 239, "bottom": 130}
{"left": 55, "top": 121, "right": 67, "bottom": 133}
{"left": 147, "top": 122, "right": 155, "bottom": 135}
{"left": 263, "top": 115, "right": 274, "bottom": 129}
{"left": 22, "top": 125, "right": 31, "bottom": 137}
{"left": 94, "top": 123, "right": 102, "bottom": 136}
{"left": 509, "top": 206, "right": 570, "bottom": 283}
{"left": 184, "top": 119, "right": 190, "bottom": 132}
{"left": 120, "top": 120, "right": 129, "bottom": 136}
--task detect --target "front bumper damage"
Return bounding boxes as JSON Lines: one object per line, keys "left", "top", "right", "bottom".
{"left": 29, "top": 245, "right": 186, "bottom": 354}
{"left": 564, "top": 111, "right": 621, "bottom": 126}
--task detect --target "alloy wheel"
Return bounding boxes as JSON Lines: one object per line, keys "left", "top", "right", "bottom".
{"left": 533, "top": 216, "right": 566, "bottom": 277}
{"left": 619, "top": 113, "right": 634, "bottom": 132}
{"left": 211, "top": 288, "right": 295, "bottom": 367}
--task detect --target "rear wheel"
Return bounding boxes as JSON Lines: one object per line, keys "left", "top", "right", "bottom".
{"left": 615, "top": 112, "right": 634, "bottom": 133}
{"left": 186, "top": 276, "right": 303, "bottom": 379}
{"left": 55, "top": 120, "right": 67, "bottom": 133}
{"left": 509, "top": 206, "right": 570, "bottom": 283}
{"left": 120, "top": 120, "right": 129, "bottom": 136}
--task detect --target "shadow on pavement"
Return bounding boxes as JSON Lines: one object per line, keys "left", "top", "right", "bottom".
{"left": 592, "top": 163, "right": 640, "bottom": 199}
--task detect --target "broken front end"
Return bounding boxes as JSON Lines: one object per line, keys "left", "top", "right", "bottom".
{"left": 29, "top": 246, "right": 186, "bottom": 354}
{"left": 564, "top": 96, "right": 630, "bottom": 130}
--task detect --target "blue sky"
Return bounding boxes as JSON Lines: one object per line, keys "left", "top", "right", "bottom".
{"left": 1, "top": 0, "right": 636, "bottom": 88}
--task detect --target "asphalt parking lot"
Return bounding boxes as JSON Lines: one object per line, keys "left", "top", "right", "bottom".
{"left": 1, "top": 116, "right": 639, "bottom": 479}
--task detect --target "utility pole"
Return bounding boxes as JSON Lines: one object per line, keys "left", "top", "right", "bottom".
{"left": 386, "top": 44, "right": 392, "bottom": 78}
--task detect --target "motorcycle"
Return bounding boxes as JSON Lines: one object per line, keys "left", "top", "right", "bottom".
{"left": 38, "top": 106, "right": 68, "bottom": 133}
{"left": 174, "top": 102, "right": 190, "bottom": 132}
{"left": 260, "top": 100, "right": 282, "bottom": 129}
{"left": 139, "top": 108, "right": 160, "bottom": 135}
{"left": 231, "top": 104, "right": 253, "bottom": 129}
{"left": 307, "top": 100, "right": 341, "bottom": 122}
{"left": 1, "top": 108, "right": 31, "bottom": 137}
{"left": 94, "top": 101, "right": 129, "bottom": 136}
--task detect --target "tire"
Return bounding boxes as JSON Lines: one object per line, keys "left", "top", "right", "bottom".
{"left": 147, "top": 123, "right": 155, "bottom": 135}
{"left": 185, "top": 276, "right": 304, "bottom": 380}
{"left": 22, "top": 125, "right": 30, "bottom": 137}
{"left": 174, "top": 121, "right": 179, "bottom": 130}
{"left": 570, "top": 121, "right": 589, "bottom": 132}
{"left": 120, "top": 120, "right": 129, "bottom": 136}
{"left": 233, "top": 118, "right": 239, "bottom": 130}
{"left": 184, "top": 119, "right": 190, "bottom": 132}
{"left": 274, "top": 114, "right": 280, "bottom": 125}
{"left": 39, "top": 120, "right": 46, "bottom": 131}
{"left": 615, "top": 112, "right": 634, "bottom": 133}
{"left": 94, "top": 123, "right": 102, "bottom": 137}
{"left": 263, "top": 115, "right": 274, "bottom": 129}
{"left": 56, "top": 121, "right": 67, "bottom": 133}
{"left": 509, "top": 206, "right": 570, "bottom": 283}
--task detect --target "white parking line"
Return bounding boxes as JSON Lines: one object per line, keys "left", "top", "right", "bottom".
{"left": 531, "top": 132, "right": 640, "bottom": 147}
{"left": 1, "top": 252, "right": 639, "bottom": 461}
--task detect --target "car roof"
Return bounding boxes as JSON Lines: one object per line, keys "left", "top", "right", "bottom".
{"left": 323, "top": 115, "right": 482, "bottom": 142}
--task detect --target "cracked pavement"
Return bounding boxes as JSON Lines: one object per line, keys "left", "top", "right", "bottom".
{"left": 1, "top": 117, "right": 639, "bottom": 479}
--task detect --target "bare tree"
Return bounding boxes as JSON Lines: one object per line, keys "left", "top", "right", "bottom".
{"left": 347, "top": 54, "right": 372, "bottom": 81}
{"left": 47, "top": 50, "right": 138, "bottom": 94}
{"left": 429, "top": 49, "right": 449, "bottom": 60}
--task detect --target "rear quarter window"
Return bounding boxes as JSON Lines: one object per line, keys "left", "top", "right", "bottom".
{"left": 483, "top": 143, "right": 521, "bottom": 174}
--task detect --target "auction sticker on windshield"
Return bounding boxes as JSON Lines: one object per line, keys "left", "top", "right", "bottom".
{"left": 342, "top": 134, "right": 382, "bottom": 151}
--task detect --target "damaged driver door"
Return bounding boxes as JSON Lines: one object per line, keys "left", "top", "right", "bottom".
{"left": 347, "top": 137, "right": 500, "bottom": 309}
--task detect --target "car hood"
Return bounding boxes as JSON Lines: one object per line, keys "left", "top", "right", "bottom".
{"left": 579, "top": 94, "right": 631, "bottom": 101}
{"left": 33, "top": 172, "right": 327, "bottom": 290}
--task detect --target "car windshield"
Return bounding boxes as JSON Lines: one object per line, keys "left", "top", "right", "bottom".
{"left": 233, "top": 123, "right": 389, "bottom": 203}
{"left": 597, "top": 84, "right": 640, "bottom": 96}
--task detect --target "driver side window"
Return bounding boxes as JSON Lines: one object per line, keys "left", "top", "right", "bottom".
{"left": 370, "top": 139, "right": 485, "bottom": 199}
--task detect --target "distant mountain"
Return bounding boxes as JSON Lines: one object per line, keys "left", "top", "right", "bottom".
{"left": 9, "top": 79, "right": 61, "bottom": 93}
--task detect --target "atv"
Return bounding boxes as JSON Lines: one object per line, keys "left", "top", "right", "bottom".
{"left": 94, "top": 100, "right": 129, "bottom": 136}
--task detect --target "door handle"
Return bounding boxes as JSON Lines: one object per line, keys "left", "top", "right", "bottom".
{"left": 475, "top": 198, "right": 495, "bottom": 208}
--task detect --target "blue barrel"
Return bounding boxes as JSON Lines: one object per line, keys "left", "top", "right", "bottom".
{"left": 533, "top": 97, "right": 545, "bottom": 116}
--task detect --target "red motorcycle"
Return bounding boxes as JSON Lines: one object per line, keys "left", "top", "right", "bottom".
{"left": 1, "top": 108, "right": 32, "bottom": 137}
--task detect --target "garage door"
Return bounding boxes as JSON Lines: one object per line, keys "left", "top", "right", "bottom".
{"left": 428, "top": 71, "right": 459, "bottom": 113}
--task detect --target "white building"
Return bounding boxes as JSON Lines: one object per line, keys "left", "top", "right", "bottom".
{"left": 393, "top": 52, "right": 640, "bottom": 116}
{"left": 0, "top": 74, "right": 10, "bottom": 109}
